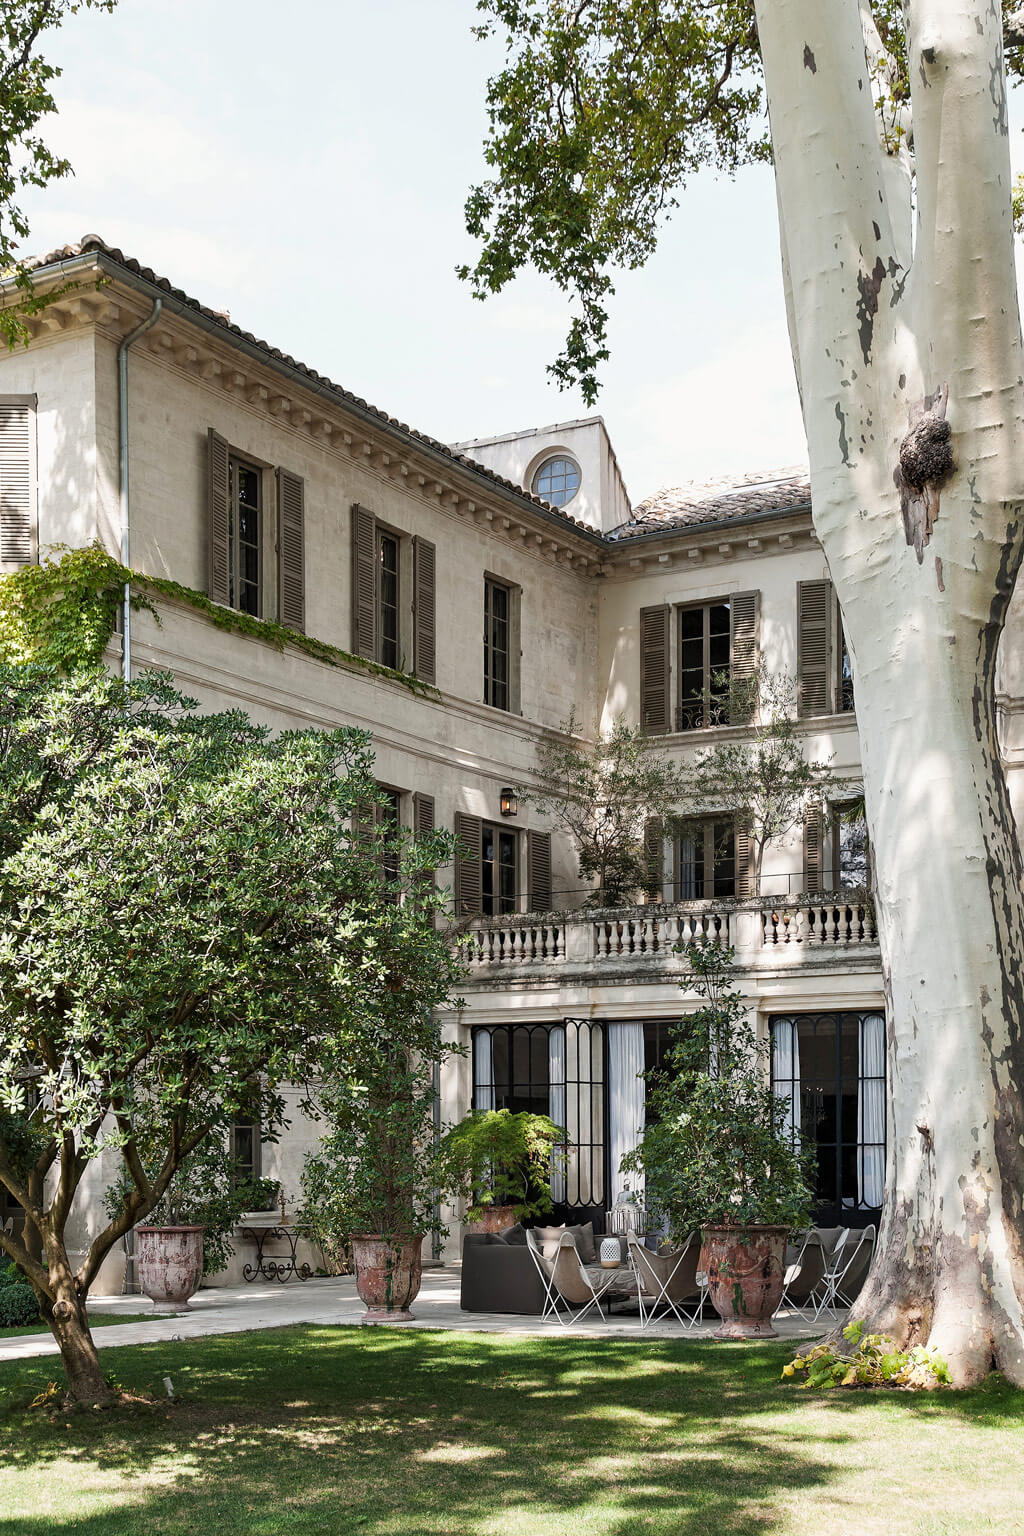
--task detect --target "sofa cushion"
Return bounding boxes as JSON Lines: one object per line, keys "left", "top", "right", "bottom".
{"left": 567, "top": 1221, "right": 598, "bottom": 1264}
{"left": 503, "top": 1223, "right": 528, "bottom": 1246}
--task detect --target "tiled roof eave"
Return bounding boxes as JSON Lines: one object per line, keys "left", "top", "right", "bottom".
{"left": 13, "top": 241, "right": 606, "bottom": 551}
{"left": 606, "top": 500, "right": 813, "bottom": 548}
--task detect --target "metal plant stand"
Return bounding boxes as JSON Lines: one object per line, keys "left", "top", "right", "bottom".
{"left": 239, "top": 1223, "right": 312, "bottom": 1284}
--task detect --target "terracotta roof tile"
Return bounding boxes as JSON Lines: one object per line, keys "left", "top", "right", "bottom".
{"left": 21, "top": 236, "right": 595, "bottom": 536}
{"left": 610, "top": 467, "right": 811, "bottom": 540}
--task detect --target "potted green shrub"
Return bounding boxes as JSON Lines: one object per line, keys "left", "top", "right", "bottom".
{"left": 105, "top": 1138, "right": 272, "bottom": 1309}
{"left": 440, "top": 1109, "right": 566, "bottom": 1232}
{"left": 621, "top": 939, "right": 814, "bottom": 1339}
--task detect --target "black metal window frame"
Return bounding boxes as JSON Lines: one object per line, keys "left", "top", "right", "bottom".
{"left": 471, "top": 1021, "right": 608, "bottom": 1227}
{"left": 677, "top": 599, "right": 731, "bottom": 730}
{"left": 675, "top": 817, "right": 736, "bottom": 900}
{"left": 230, "top": 1118, "right": 262, "bottom": 1186}
{"left": 480, "top": 821, "right": 517, "bottom": 916}
{"left": 228, "top": 454, "right": 261, "bottom": 617}
{"left": 770, "top": 1010, "right": 885, "bottom": 1227}
{"left": 483, "top": 576, "right": 511, "bottom": 710}
{"left": 377, "top": 527, "right": 401, "bottom": 670}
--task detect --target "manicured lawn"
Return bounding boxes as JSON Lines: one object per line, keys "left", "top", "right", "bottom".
{"left": 0, "top": 1327, "right": 1021, "bottom": 1536}
{"left": 0, "top": 1315, "right": 169, "bottom": 1340}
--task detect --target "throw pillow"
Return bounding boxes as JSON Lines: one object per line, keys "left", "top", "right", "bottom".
{"left": 532, "top": 1224, "right": 566, "bottom": 1261}
{"left": 503, "top": 1223, "right": 528, "bottom": 1246}
{"left": 566, "top": 1221, "right": 598, "bottom": 1265}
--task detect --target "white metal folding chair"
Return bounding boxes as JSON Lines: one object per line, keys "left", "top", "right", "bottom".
{"left": 809, "top": 1226, "right": 876, "bottom": 1318}
{"left": 627, "top": 1232, "right": 702, "bottom": 1329}
{"left": 774, "top": 1228, "right": 823, "bottom": 1317}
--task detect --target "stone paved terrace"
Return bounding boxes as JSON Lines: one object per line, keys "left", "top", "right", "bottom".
{"left": 0, "top": 1269, "right": 826, "bottom": 1363}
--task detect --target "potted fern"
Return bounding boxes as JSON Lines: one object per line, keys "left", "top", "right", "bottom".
{"left": 441, "top": 1109, "right": 566, "bottom": 1233}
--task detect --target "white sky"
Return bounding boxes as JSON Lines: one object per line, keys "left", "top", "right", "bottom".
{"left": 16, "top": 0, "right": 1022, "bottom": 507}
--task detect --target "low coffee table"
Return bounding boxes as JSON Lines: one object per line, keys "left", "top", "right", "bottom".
{"left": 584, "top": 1263, "right": 638, "bottom": 1309}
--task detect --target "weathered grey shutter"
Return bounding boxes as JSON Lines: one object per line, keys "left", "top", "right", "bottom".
{"left": 277, "top": 467, "right": 305, "bottom": 632}
{"left": 797, "top": 579, "right": 831, "bottom": 718}
{"left": 351, "top": 503, "right": 377, "bottom": 659}
{"left": 207, "top": 428, "right": 230, "bottom": 605}
{"left": 454, "top": 812, "right": 482, "bottom": 917}
{"left": 640, "top": 605, "right": 671, "bottom": 735}
{"left": 833, "top": 587, "right": 850, "bottom": 711}
{"left": 729, "top": 590, "right": 760, "bottom": 722}
{"left": 735, "top": 819, "right": 756, "bottom": 899}
{"left": 0, "top": 401, "right": 36, "bottom": 566}
{"left": 803, "top": 802, "right": 825, "bottom": 894}
{"left": 413, "top": 792, "right": 436, "bottom": 909}
{"left": 412, "top": 535, "right": 436, "bottom": 683}
{"left": 352, "top": 798, "right": 376, "bottom": 849}
{"left": 644, "top": 817, "right": 664, "bottom": 899}
{"left": 527, "top": 829, "right": 552, "bottom": 911}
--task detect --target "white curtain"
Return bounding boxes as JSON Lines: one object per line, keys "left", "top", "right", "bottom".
{"left": 608, "top": 1022, "right": 646, "bottom": 1207}
{"left": 473, "top": 1029, "right": 494, "bottom": 1111}
{"left": 548, "top": 1026, "right": 566, "bottom": 1202}
{"left": 771, "top": 1017, "right": 800, "bottom": 1150}
{"left": 858, "top": 1013, "right": 886, "bottom": 1207}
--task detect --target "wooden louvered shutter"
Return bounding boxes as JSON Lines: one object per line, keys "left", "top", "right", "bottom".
{"left": 207, "top": 428, "right": 230, "bottom": 605}
{"left": 803, "top": 802, "right": 824, "bottom": 894}
{"left": 528, "top": 830, "right": 552, "bottom": 911}
{"left": 454, "top": 812, "right": 483, "bottom": 917}
{"left": 413, "top": 792, "right": 436, "bottom": 909}
{"left": 644, "top": 817, "right": 664, "bottom": 899}
{"left": 640, "top": 605, "right": 671, "bottom": 735}
{"left": 352, "top": 799, "right": 376, "bottom": 850}
{"left": 0, "top": 400, "right": 36, "bottom": 567}
{"left": 797, "top": 579, "right": 831, "bottom": 718}
{"left": 735, "top": 818, "right": 756, "bottom": 899}
{"left": 277, "top": 467, "right": 305, "bottom": 632}
{"left": 412, "top": 535, "right": 436, "bottom": 683}
{"left": 729, "top": 590, "right": 760, "bottom": 723}
{"left": 351, "top": 503, "right": 377, "bottom": 659}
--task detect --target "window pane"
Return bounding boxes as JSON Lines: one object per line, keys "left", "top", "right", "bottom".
{"left": 533, "top": 457, "right": 581, "bottom": 507}
{"left": 711, "top": 821, "right": 735, "bottom": 898}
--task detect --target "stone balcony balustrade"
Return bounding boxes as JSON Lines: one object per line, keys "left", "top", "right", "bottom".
{"left": 460, "top": 893, "right": 878, "bottom": 988}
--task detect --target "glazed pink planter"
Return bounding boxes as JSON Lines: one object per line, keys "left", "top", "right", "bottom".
{"left": 702, "top": 1224, "right": 788, "bottom": 1340}
{"left": 351, "top": 1234, "right": 424, "bottom": 1323}
{"left": 135, "top": 1225, "right": 204, "bottom": 1312}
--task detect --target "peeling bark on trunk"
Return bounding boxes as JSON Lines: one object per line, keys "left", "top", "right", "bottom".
{"left": 754, "top": 0, "right": 1024, "bottom": 1383}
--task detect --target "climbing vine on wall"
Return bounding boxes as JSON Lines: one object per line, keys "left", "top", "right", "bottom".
{"left": 0, "top": 546, "right": 440, "bottom": 698}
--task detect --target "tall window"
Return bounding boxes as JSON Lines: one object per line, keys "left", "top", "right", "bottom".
{"left": 228, "top": 457, "right": 261, "bottom": 616}
{"left": 838, "top": 627, "right": 855, "bottom": 713}
{"left": 481, "top": 822, "right": 517, "bottom": 915}
{"left": 770, "top": 1011, "right": 885, "bottom": 1224}
{"left": 484, "top": 577, "right": 511, "bottom": 710}
{"left": 230, "top": 1117, "right": 261, "bottom": 1185}
{"left": 676, "top": 819, "right": 736, "bottom": 899}
{"left": 378, "top": 530, "right": 400, "bottom": 669}
{"left": 678, "top": 601, "right": 731, "bottom": 729}
{"left": 831, "top": 803, "right": 869, "bottom": 889}
{"left": 473, "top": 1021, "right": 605, "bottom": 1217}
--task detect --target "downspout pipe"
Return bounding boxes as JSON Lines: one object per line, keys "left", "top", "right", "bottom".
{"left": 117, "top": 297, "right": 163, "bottom": 682}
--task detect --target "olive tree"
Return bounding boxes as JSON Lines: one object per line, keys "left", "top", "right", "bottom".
{"left": 0, "top": 665, "right": 456, "bottom": 1405}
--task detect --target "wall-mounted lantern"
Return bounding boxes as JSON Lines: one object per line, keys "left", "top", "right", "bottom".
{"left": 500, "top": 788, "right": 519, "bottom": 818}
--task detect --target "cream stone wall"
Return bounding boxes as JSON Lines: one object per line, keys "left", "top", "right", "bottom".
{"left": 453, "top": 416, "right": 631, "bottom": 535}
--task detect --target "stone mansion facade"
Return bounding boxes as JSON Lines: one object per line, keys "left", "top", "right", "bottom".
{"left": 5, "top": 238, "right": 1023, "bottom": 1287}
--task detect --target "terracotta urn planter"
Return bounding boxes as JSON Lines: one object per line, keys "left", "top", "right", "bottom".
{"left": 135, "top": 1225, "right": 204, "bottom": 1312}
{"left": 465, "top": 1204, "right": 517, "bottom": 1236}
{"left": 702, "top": 1224, "right": 788, "bottom": 1340}
{"left": 351, "top": 1234, "right": 424, "bottom": 1323}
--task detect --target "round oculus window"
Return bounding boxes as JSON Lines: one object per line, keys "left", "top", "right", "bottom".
{"left": 532, "top": 456, "right": 581, "bottom": 508}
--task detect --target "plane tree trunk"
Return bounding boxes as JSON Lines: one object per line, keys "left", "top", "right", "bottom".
{"left": 754, "top": 0, "right": 1024, "bottom": 1383}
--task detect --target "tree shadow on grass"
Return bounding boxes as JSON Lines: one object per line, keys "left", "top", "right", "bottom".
{"left": 0, "top": 1326, "right": 1018, "bottom": 1536}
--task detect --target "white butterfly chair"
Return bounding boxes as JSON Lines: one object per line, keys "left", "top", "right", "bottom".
{"left": 627, "top": 1232, "right": 704, "bottom": 1329}
{"left": 534, "top": 1231, "right": 632, "bottom": 1326}
{"left": 525, "top": 1228, "right": 566, "bottom": 1322}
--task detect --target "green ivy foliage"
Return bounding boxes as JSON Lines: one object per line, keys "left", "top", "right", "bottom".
{"left": 0, "top": 545, "right": 438, "bottom": 698}
{"left": 784, "top": 1320, "right": 952, "bottom": 1391}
